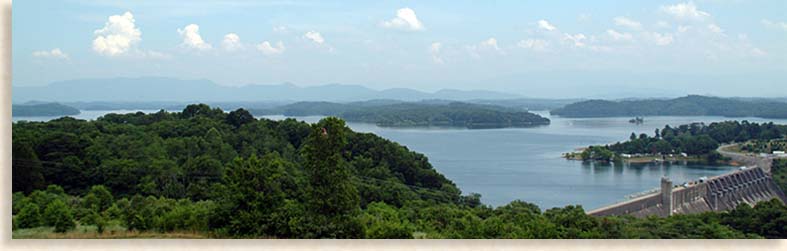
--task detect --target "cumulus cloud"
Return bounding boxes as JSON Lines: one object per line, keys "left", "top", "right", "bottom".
{"left": 221, "top": 33, "right": 243, "bottom": 51}
{"left": 273, "top": 26, "right": 288, "bottom": 33}
{"left": 467, "top": 37, "right": 504, "bottom": 57}
{"left": 256, "top": 41, "right": 285, "bottom": 55}
{"left": 614, "top": 17, "right": 642, "bottom": 30}
{"left": 32, "top": 48, "right": 69, "bottom": 60}
{"left": 381, "top": 8, "right": 425, "bottom": 31}
{"left": 563, "top": 33, "right": 587, "bottom": 47}
{"left": 177, "top": 24, "right": 212, "bottom": 50}
{"left": 537, "top": 19, "right": 556, "bottom": 31}
{"left": 517, "top": 39, "right": 548, "bottom": 52}
{"left": 650, "top": 32, "right": 674, "bottom": 46}
{"left": 92, "top": 11, "right": 142, "bottom": 56}
{"left": 429, "top": 42, "right": 444, "bottom": 64}
{"left": 480, "top": 38, "right": 502, "bottom": 52}
{"left": 707, "top": 24, "right": 724, "bottom": 34}
{"left": 304, "top": 31, "right": 325, "bottom": 45}
{"left": 661, "top": 2, "right": 710, "bottom": 20}
{"left": 761, "top": 19, "right": 787, "bottom": 31}
{"left": 606, "top": 29, "right": 633, "bottom": 41}
{"left": 678, "top": 25, "right": 691, "bottom": 33}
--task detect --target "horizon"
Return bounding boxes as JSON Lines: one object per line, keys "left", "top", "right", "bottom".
{"left": 12, "top": 0, "right": 787, "bottom": 99}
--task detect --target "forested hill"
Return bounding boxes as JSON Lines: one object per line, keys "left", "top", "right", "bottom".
{"left": 550, "top": 95, "right": 787, "bottom": 118}
{"left": 253, "top": 101, "right": 550, "bottom": 129}
{"left": 12, "top": 102, "right": 80, "bottom": 117}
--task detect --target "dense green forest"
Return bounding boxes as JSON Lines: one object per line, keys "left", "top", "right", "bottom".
{"left": 11, "top": 105, "right": 787, "bottom": 238}
{"left": 580, "top": 121, "right": 787, "bottom": 162}
{"left": 551, "top": 95, "right": 787, "bottom": 118}
{"left": 252, "top": 101, "right": 550, "bottom": 129}
{"left": 13, "top": 102, "right": 80, "bottom": 117}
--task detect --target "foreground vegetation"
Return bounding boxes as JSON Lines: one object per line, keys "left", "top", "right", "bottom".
{"left": 11, "top": 105, "right": 787, "bottom": 238}
{"left": 579, "top": 121, "right": 787, "bottom": 162}
{"left": 551, "top": 95, "right": 787, "bottom": 119}
{"left": 253, "top": 101, "right": 550, "bottom": 129}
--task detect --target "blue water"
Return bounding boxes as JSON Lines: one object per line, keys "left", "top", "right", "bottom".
{"left": 15, "top": 110, "right": 787, "bottom": 210}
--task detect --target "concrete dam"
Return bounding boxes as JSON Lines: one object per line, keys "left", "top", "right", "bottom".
{"left": 588, "top": 167, "right": 787, "bottom": 218}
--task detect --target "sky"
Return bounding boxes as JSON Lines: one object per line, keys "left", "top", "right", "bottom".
{"left": 12, "top": 0, "right": 787, "bottom": 98}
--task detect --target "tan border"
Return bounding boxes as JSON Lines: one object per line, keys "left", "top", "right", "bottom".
{"left": 1, "top": 1, "right": 786, "bottom": 250}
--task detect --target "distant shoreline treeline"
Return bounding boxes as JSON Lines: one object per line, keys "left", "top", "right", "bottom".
{"left": 250, "top": 101, "right": 551, "bottom": 129}
{"left": 551, "top": 95, "right": 787, "bottom": 119}
{"left": 12, "top": 103, "right": 80, "bottom": 117}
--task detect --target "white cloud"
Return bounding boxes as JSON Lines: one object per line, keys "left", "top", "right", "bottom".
{"left": 480, "top": 37, "right": 502, "bottom": 52}
{"left": 707, "top": 24, "right": 724, "bottom": 34}
{"left": 304, "top": 31, "right": 325, "bottom": 45}
{"left": 656, "top": 21, "right": 670, "bottom": 29}
{"left": 537, "top": 19, "right": 556, "bottom": 31}
{"left": 467, "top": 37, "right": 504, "bottom": 57}
{"left": 761, "top": 19, "right": 787, "bottom": 31}
{"left": 273, "top": 26, "right": 288, "bottom": 33}
{"left": 256, "top": 41, "right": 285, "bottom": 55}
{"left": 650, "top": 32, "right": 674, "bottom": 46}
{"left": 751, "top": 48, "right": 766, "bottom": 56}
{"left": 381, "top": 8, "right": 425, "bottom": 31}
{"left": 32, "top": 48, "right": 69, "bottom": 60}
{"left": 563, "top": 33, "right": 587, "bottom": 47}
{"left": 222, "top": 33, "right": 242, "bottom": 51}
{"left": 92, "top": 11, "right": 142, "bottom": 56}
{"left": 606, "top": 29, "right": 633, "bottom": 41}
{"left": 614, "top": 17, "right": 642, "bottom": 30}
{"left": 517, "top": 39, "right": 548, "bottom": 52}
{"left": 678, "top": 25, "right": 691, "bottom": 33}
{"left": 429, "top": 42, "right": 444, "bottom": 64}
{"left": 177, "top": 24, "right": 212, "bottom": 50}
{"left": 661, "top": 2, "right": 710, "bottom": 20}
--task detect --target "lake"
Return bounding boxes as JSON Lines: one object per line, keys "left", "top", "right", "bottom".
{"left": 13, "top": 110, "right": 787, "bottom": 210}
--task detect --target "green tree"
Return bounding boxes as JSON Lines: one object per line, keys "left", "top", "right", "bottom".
{"left": 82, "top": 185, "right": 114, "bottom": 212}
{"left": 16, "top": 203, "right": 43, "bottom": 229}
{"left": 44, "top": 199, "right": 76, "bottom": 233}
{"left": 301, "top": 117, "right": 363, "bottom": 238}
{"left": 12, "top": 140, "right": 46, "bottom": 194}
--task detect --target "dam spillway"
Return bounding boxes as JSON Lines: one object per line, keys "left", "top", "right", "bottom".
{"left": 587, "top": 167, "right": 787, "bottom": 217}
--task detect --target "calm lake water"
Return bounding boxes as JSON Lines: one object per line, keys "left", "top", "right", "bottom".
{"left": 14, "top": 110, "right": 787, "bottom": 210}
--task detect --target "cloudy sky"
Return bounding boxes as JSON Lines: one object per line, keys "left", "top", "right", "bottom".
{"left": 12, "top": 0, "right": 787, "bottom": 98}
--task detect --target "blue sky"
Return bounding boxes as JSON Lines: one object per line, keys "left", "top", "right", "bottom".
{"left": 12, "top": 0, "right": 787, "bottom": 98}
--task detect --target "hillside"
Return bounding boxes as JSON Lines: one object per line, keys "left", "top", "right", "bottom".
{"left": 12, "top": 103, "right": 80, "bottom": 117}
{"left": 253, "top": 101, "right": 551, "bottom": 129}
{"left": 550, "top": 95, "right": 787, "bottom": 118}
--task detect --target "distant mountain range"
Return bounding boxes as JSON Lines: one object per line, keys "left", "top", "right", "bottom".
{"left": 551, "top": 95, "right": 787, "bottom": 119}
{"left": 12, "top": 77, "right": 525, "bottom": 103}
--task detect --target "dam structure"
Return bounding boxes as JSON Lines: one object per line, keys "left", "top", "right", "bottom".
{"left": 588, "top": 167, "right": 787, "bottom": 218}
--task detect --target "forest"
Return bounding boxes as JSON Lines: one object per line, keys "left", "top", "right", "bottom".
{"left": 581, "top": 121, "right": 787, "bottom": 162}
{"left": 551, "top": 95, "right": 787, "bottom": 119}
{"left": 252, "top": 101, "right": 551, "bottom": 129}
{"left": 11, "top": 104, "right": 787, "bottom": 238}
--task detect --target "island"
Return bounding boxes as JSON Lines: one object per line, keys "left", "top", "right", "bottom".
{"left": 252, "top": 101, "right": 551, "bottom": 129}
{"left": 12, "top": 102, "right": 80, "bottom": 117}
{"left": 550, "top": 95, "right": 787, "bottom": 119}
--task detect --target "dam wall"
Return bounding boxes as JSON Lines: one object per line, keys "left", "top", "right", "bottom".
{"left": 588, "top": 167, "right": 787, "bottom": 217}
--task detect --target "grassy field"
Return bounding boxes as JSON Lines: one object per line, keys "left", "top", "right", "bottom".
{"left": 13, "top": 224, "right": 209, "bottom": 239}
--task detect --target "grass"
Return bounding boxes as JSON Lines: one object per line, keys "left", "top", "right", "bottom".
{"left": 13, "top": 223, "right": 209, "bottom": 239}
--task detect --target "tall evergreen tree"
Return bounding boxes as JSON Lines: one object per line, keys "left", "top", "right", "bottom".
{"left": 301, "top": 117, "right": 363, "bottom": 238}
